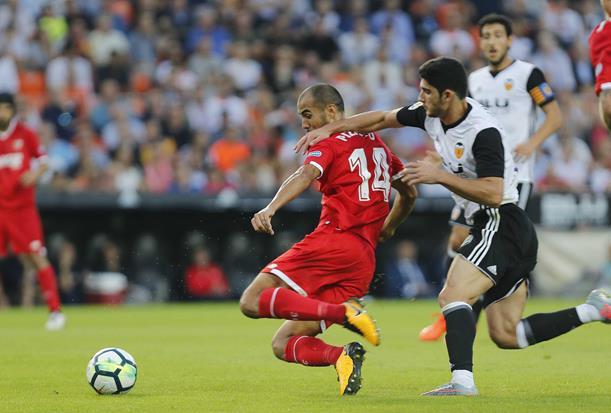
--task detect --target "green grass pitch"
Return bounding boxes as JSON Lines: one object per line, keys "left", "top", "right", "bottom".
{"left": 1, "top": 300, "right": 609, "bottom": 413}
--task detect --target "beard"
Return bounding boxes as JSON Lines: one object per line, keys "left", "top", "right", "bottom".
{"left": 489, "top": 49, "right": 508, "bottom": 67}
{"left": 0, "top": 119, "right": 9, "bottom": 131}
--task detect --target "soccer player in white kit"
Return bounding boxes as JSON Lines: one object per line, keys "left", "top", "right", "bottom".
{"left": 418, "top": 14, "right": 563, "bottom": 341}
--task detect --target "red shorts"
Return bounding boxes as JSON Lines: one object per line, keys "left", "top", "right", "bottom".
{"left": 262, "top": 227, "right": 376, "bottom": 308}
{"left": 0, "top": 206, "right": 45, "bottom": 256}
{"left": 594, "top": 56, "right": 611, "bottom": 95}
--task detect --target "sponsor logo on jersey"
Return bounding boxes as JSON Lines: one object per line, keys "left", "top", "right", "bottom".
{"left": 13, "top": 139, "right": 23, "bottom": 150}
{"left": 504, "top": 78, "right": 514, "bottom": 91}
{"left": 307, "top": 150, "right": 322, "bottom": 158}
{"left": 0, "top": 152, "right": 24, "bottom": 169}
{"left": 408, "top": 101, "right": 423, "bottom": 110}
{"left": 454, "top": 142, "right": 465, "bottom": 159}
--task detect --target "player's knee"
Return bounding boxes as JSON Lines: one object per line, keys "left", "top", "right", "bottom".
{"left": 271, "top": 336, "right": 288, "bottom": 360}
{"left": 238, "top": 289, "right": 259, "bottom": 318}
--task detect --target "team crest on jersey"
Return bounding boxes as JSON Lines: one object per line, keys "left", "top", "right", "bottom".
{"left": 454, "top": 142, "right": 465, "bottom": 159}
{"left": 408, "top": 101, "right": 423, "bottom": 110}
{"left": 13, "top": 139, "right": 23, "bottom": 150}
{"left": 504, "top": 78, "right": 514, "bottom": 91}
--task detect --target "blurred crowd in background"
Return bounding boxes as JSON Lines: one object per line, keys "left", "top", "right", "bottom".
{"left": 1, "top": 0, "right": 611, "bottom": 307}
{"left": 1, "top": 0, "right": 610, "bottom": 196}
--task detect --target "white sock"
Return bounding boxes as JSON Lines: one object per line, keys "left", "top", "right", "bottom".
{"left": 516, "top": 321, "right": 530, "bottom": 349}
{"left": 451, "top": 369, "right": 474, "bottom": 388}
{"left": 575, "top": 304, "right": 601, "bottom": 323}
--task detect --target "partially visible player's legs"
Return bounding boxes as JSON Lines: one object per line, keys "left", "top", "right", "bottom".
{"left": 21, "top": 253, "right": 65, "bottom": 330}
{"left": 240, "top": 272, "right": 380, "bottom": 345}
{"left": 486, "top": 283, "right": 610, "bottom": 350}
{"left": 422, "top": 256, "right": 494, "bottom": 396}
{"left": 599, "top": 90, "right": 611, "bottom": 131}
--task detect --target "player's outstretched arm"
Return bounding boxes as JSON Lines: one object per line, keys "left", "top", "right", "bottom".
{"left": 403, "top": 161, "right": 503, "bottom": 207}
{"left": 251, "top": 164, "right": 321, "bottom": 235}
{"left": 294, "top": 108, "right": 405, "bottom": 154}
{"left": 379, "top": 177, "right": 418, "bottom": 243}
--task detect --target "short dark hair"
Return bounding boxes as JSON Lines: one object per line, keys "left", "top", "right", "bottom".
{"left": 418, "top": 57, "right": 468, "bottom": 99}
{"left": 300, "top": 83, "right": 345, "bottom": 112}
{"left": 478, "top": 13, "right": 513, "bottom": 37}
{"left": 0, "top": 92, "right": 15, "bottom": 108}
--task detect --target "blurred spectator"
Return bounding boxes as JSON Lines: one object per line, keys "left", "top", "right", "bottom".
{"left": 0, "top": 49, "right": 19, "bottom": 93}
{"left": 46, "top": 40, "right": 94, "bottom": 95}
{"left": 338, "top": 17, "right": 380, "bottom": 66}
{"left": 540, "top": 123, "right": 593, "bottom": 192}
{"left": 184, "top": 245, "right": 230, "bottom": 299}
{"left": 531, "top": 31, "right": 576, "bottom": 92}
{"left": 208, "top": 125, "right": 251, "bottom": 174}
{"left": 224, "top": 41, "right": 262, "bottom": 92}
{"left": 541, "top": 0, "right": 585, "bottom": 48}
{"left": 88, "top": 14, "right": 129, "bottom": 68}
{"left": 429, "top": 7, "right": 475, "bottom": 62}
{"left": 383, "top": 240, "right": 432, "bottom": 298}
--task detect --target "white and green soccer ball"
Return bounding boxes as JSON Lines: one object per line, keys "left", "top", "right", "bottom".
{"left": 86, "top": 348, "right": 137, "bottom": 395}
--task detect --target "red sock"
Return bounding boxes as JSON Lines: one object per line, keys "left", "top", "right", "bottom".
{"left": 37, "top": 266, "right": 61, "bottom": 312}
{"left": 258, "top": 288, "right": 345, "bottom": 324}
{"left": 284, "top": 336, "right": 344, "bottom": 366}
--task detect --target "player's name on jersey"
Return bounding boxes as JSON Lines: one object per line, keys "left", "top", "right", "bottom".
{"left": 334, "top": 131, "right": 376, "bottom": 142}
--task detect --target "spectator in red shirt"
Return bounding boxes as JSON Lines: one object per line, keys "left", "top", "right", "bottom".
{"left": 184, "top": 245, "right": 230, "bottom": 299}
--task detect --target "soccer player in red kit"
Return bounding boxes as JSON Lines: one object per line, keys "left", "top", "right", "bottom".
{"left": 590, "top": 0, "right": 611, "bottom": 131}
{"left": 0, "top": 93, "right": 65, "bottom": 330}
{"left": 239, "top": 84, "right": 416, "bottom": 395}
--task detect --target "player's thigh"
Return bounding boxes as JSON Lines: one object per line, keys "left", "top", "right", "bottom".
{"left": 271, "top": 320, "right": 323, "bottom": 359}
{"left": 448, "top": 224, "right": 470, "bottom": 252}
{"left": 439, "top": 255, "right": 494, "bottom": 307}
{"left": 239, "top": 272, "right": 290, "bottom": 316}
{"left": 485, "top": 282, "right": 528, "bottom": 348}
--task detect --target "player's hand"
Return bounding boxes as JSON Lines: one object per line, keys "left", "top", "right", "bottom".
{"left": 513, "top": 141, "right": 535, "bottom": 163}
{"left": 294, "top": 125, "right": 333, "bottom": 154}
{"left": 251, "top": 207, "right": 276, "bottom": 235}
{"left": 378, "top": 226, "right": 396, "bottom": 243}
{"left": 19, "top": 171, "right": 38, "bottom": 187}
{"left": 402, "top": 161, "right": 442, "bottom": 185}
{"left": 422, "top": 150, "right": 442, "bottom": 167}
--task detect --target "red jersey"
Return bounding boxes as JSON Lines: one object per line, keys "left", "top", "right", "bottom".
{"left": 0, "top": 120, "right": 46, "bottom": 210}
{"left": 589, "top": 18, "right": 611, "bottom": 95}
{"left": 303, "top": 131, "right": 404, "bottom": 248}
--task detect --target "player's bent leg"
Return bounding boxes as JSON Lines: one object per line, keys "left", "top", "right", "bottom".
{"left": 239, "top": 272, "right": 289, "bottom": 318}
{"left": 485, "top": 282, "right": 528, "bottom": 349}
{"left": 240, "top": 274, "right": 380, "bottom": 345}
{"left": 512, "top": 288, "right": 609, "bottom": 349}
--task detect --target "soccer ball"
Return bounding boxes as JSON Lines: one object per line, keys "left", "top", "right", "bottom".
{"left": 86, "top": 348, "right": 137, "bottom": 395}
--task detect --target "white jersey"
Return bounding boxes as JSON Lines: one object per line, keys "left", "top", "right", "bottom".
{"left": 468, "top": 60, "right": 555, "bottom": 183}
{"left": 397, "top": 98, "right": 518, "bottom": 221}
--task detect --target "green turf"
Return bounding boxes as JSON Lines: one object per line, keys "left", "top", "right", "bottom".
{"left": 0, "top": 300, "right": 609, "bottom": 413}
